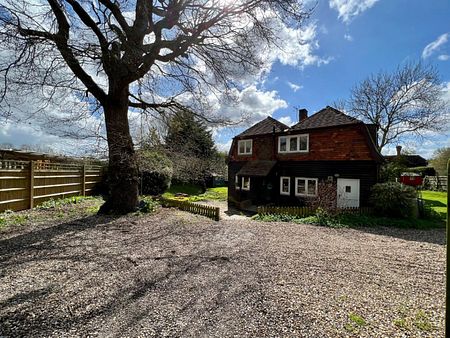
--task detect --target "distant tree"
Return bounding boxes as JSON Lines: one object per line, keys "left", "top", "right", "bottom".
{"left": 164, "top": 110, "right": 217, "bottom": 185}
{"left": 0, "top": 0, "right": 311, "bottom": 213}
{"left": 430, "top": 147, "right": 450, "bottom": 175}
{"left": 344, "top": 62, "right": 448, "bottom": 152}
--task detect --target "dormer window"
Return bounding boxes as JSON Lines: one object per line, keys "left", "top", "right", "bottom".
{"left": 238, "top": 139, "right": 252, "bottom": 155}
{"left": 278, "top": 134, "right": 308, "bottom": 153}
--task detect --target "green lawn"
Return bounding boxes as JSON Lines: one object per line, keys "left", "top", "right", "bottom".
{"left": 162, "top": 184, "right": 228, "bottom": 202}
{"left": 421, "top": 190, "right": 447, "bottom": 221}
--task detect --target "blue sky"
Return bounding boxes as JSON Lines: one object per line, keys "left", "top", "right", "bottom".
{"left": 215, "top": 0, "right": 450, "bottom": 158}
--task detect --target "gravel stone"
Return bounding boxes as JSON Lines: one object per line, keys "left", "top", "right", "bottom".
{"left": 0, "top": 205, "right": 445, "bottom": 337}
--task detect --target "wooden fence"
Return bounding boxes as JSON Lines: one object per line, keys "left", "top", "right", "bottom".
{"left": 161, "top": 198, "right": 220, "bottom": 221}
{"left": 257, "top": 205, "right": 373, "bottom": 217}
{"left": 0, "top": 160, "right": 103, "bottom": 212}
{"left": 424, "top": 175, "right": 448, "bottom": 191}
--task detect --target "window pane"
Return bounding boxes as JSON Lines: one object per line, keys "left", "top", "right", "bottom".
{"left": 239, "top": 142, "right": 245, "bottom": 153}
{"left": 307, "top": 179, "right": 316, "bottom": 195}
{"left": 243, "top": 177, "right": 250, "bottom": 190}
{"left": 282, "top": 178, "right": 289, "bottom": 193}
{"left": 279, "top": 137, "right": 287, "bottom": 152}
{"left": 297, "top": 179, "right": 306, "bottom": 194}
{"left": 245, "top": 141, "right": 251, "bottom": 153}
{"left": 299, "top": 136, "right": 308, "bottom": 150}
{"left": 289, "top": 137, "right": 298, "bottom": 151}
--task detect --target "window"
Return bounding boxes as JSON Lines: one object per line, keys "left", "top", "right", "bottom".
{"left": 278, "top": 135, "right": 309, "bottom": 153}
{"left": 235, "top": 175, "right": 240, "bottom": 190}
{"left": 280, "top": 176, "right": 290, "bottom": 195}
{"left": 238, "top": 139, "right": 252, "bottom": 155}
{"left": 295, "top": 177, "right": 318, "bottom": 197}
{"left": 242, "top": 177, "right": 250, "bottom": 191}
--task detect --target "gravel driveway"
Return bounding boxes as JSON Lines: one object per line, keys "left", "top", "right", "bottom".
{"left": 0, "top": 207, "right": 445, "bottom": 337}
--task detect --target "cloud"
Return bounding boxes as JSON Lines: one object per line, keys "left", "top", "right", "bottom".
{"left": 344, "top": 34, "right": 353, "bottom": 41}
{"left": 438, "top": 54, "right": 449, "bottom": 61}
{"left": 278, "top": 116, "right": 294, "bottom": 126}
{"left": 287, "top": 81, "right": 303, "bottom": 92}
{"left": 422, "top": 33, "right": 449, "bottom": 59}
{"left": 329, "top": 0, "right": 380, "bottom": 23}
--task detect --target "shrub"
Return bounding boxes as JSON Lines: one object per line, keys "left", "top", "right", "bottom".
{"left": 138, "top": 196, "right": 160, "bottom": 214}
{"left": 138, "top": 150, "right": 173, "bottom": 195}
{"left": 370, "top": 182, "right": 417, "bottom": 218}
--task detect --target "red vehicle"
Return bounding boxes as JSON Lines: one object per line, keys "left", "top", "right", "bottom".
{"left": 400, "top": 172, "right": 423, "bottom": 187}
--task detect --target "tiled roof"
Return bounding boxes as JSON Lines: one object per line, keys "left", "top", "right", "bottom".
{"left": 290, "top": 106, "right": 362, "bottom": 131}
{"left": 237, "top": 117, "right": 289, "bottom": 137}
{"left": 384, "top": 155, "right": 428, "bottom": 167}
{"left": 236, "top": 160, "right": 277, "bottom": 177}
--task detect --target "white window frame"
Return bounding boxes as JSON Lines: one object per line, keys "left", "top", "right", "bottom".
{"left": 280, "top": 176, "right": 290, "bottom": 195}
{"left": 241, "top": 177, "right": 251, "bottom": 191}
{"left": 295, "top": 177, "right": 318, "bottom": 197}
{"left": 238, "top": 139, "right": 253, "bottom": 155}
{"left": 235, "top": 175, "right": 240, "bottom": 190}
{"left": 278, "top": 134, "right": 309, "bottom": 153}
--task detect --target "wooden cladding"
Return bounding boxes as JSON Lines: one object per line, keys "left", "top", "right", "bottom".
{"left": 0, "top": 160, "right": 104, "bottom": 212}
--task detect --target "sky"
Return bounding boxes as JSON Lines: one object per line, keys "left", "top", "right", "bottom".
{"left": 0, "top": 0, "right": 449, "bottom": 159}
{"left": 214, "top": 0, "right": 450, "bottom": 158}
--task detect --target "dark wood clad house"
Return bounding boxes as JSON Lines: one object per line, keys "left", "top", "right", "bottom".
{"left": 228, "top": 106, "right": 383, "bottom": 210}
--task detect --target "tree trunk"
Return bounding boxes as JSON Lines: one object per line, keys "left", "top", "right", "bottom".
{"left": 98, "top": 82, "right": 139, "bottom": 214}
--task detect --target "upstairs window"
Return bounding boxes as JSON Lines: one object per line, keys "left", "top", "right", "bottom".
{"left": 280, "top": 177, "right": 290, "bottom": 195}
{"left": 295, "top": 177, "right": 318, "bottom": 197}
{"left": 238, "top": 139, "right": 253, "bottom": 155}
{"left": 278, "top": 135, "right": 309, "bottom": 153}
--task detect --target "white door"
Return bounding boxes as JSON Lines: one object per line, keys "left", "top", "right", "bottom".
{"left": 337, "top": 178, "right": 360, "bottom": 208}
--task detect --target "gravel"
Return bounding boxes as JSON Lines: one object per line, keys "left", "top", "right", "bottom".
{"left": 0, "top": 206, "right": 445, "bottom": 337}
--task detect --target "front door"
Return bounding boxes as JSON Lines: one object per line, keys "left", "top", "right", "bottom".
{"left": 337, "top": 178, "right": 360, "bottom": 208}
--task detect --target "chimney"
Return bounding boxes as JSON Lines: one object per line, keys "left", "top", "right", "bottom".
{"left": 396, "top": 145, "right": 402, "bottom": 156}
{"left": 299, "top": 109, "right": 308, "bottom": 122}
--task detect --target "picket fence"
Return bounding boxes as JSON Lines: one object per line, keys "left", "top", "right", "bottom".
{"left": 0, "top": 160, "right": 103, "bottom": 212}
{"left": 161, "top": 198, "right": 220, "bottom": 221}
{"left": 257, "top": 205, "right": 373, "bottom": 217}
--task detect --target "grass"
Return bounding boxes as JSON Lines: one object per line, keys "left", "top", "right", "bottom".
{"left": 420, "top": 190, "right": 447, "bottom": 221}
{"left": 162, "top": 184, "right": 227, "bottom": 202}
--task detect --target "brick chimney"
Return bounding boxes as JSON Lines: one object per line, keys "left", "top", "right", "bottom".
{"left": 299, "top": 109, "right": 308, "bottom": 122}
{"left": 396, "top": 145, "right": 402, "bottom": 156}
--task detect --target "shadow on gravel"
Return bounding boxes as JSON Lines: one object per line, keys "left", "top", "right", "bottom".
{"left": 0, "top": 215, "right": 118, "bottom": 268}
{"left": 0, "top": 214, "right": 262, "bottom": 337}
{"left": 352, "top": 226, "right": 446, "bottom": 246}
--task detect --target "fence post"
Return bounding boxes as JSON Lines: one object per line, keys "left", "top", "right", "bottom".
{"left": 215, "top": 207, "right": 220, "bottom": 221}
{"left": 82, "top": 164, "right": 86, "bottom": 196}
{"left": 29, "top": 161, "right": 34, "bottom": 209}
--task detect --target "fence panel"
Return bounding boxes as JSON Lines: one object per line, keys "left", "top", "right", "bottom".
{"left": 257, "top": 205, "right": 373, "bottom": 217}
{"left": 161, "top": 198, "right": 220, "bottom": 221}
{"left": 0, "top": 160, "right": 104, "bottom": 212}
{"left": 425, "top": 175, "right": 448, "bottom": 191}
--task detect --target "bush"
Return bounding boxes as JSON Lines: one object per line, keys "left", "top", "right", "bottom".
{"left": 370, "top": 182, "right": 418, "bottom": 218}
{"left": 138, "top": 150, "right": 173, "bottom": 195}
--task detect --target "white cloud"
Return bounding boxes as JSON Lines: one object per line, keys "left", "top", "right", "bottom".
{"left": 329, "top": 0, "right": 380, "bottom": 23}
{"left": 438, "top": 54, "right": 450, "bottom": 61}
{"left": 216, "top": 139, "right": 232, "bottom": 153}
{"left": 344, "top": 34, "right": 353, "bottom": 41}
{"left": 287, "top": 81, "right": 303, "bottom": 92}
{"left": 278, "top": 116, "right": 294, "bottom": 126}
{"left": 422, "top": 33, "right": 449, "bottom": 59}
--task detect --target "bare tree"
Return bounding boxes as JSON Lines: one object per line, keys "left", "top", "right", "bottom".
{"left": 0, "top": 0, "right": 311, "bottom": 213}
{"left": 345, "top": 62, "right": 448, "bottom": 152}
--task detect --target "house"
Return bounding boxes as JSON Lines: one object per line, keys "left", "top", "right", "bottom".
{"left": 384, "top": 146, "right": 428, "bottom": 167}
{"left": 227, "top": 106, "right": 384, "bottom": 210}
